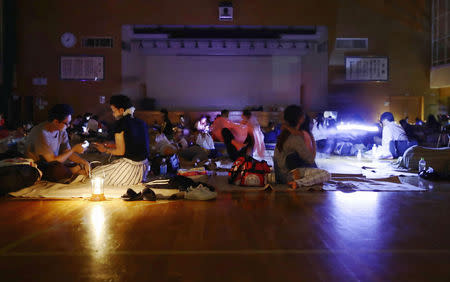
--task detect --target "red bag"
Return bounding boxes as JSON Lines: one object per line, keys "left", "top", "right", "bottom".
{"left": 228, "top": 156, "right": 271, "bottom": 186}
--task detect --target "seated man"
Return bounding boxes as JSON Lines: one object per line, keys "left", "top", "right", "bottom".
{"left": 25, "top": 104, "right": 89, "bottom": 182}
{"left": 379, "top": 112, "right": 410, "bottom": 159}
{"left": 92, "top": 95, "right": 150, "bottom": 185}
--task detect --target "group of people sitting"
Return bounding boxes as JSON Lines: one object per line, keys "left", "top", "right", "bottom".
{"left": 5, "top": 93, "right": 446, "bottom": 189}
{"left": 24, "top": 95, "right": 150, "bottom": 186}
{"left": 16, "top": 94, "right": 316, "bottom": 188}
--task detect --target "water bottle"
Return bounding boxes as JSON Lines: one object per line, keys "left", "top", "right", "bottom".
{"left": 372, "top": 144, "right": 377, "bottom": 159}
{"left": 357, "top": 149, "right": 362, "bottom": 161}
{"left": 160, "top": 158, "right": 167, "bottom": 176}
{"left": 418, "top": 158, "right": 426, "bottom": 173}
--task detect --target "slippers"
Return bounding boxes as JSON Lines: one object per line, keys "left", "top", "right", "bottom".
{"left": 142, "top": 187, "right": 156, "bottom": 201}
{"left": 121, "top": 188, "right": 139, "bottom": 199}
{"left": 122, "top": 188, "right": 144, "bottom": 201}
{"left": 122, "top": 188, "right": 157, "bottom": 201}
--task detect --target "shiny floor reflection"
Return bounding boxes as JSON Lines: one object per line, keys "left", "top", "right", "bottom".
{"left": 1, "top": 186, "right": 450, "bottom": 281}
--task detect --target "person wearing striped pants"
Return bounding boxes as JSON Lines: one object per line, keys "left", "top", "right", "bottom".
{"left": 92, "top": 95, "right": 150, "bottom": 186}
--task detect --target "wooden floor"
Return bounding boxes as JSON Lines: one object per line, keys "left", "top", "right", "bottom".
{"left": 1, "top": 189, "right": 450, "bottom": 281}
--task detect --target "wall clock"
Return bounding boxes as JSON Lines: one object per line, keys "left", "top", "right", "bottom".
{"left": 60, "top": 32, "right": 77, "bottom": 48}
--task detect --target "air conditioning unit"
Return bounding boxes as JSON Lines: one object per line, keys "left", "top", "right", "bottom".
{"left": 335, "top": 38, "right": 368, "bottom": 50}
{"left": 82, "top": 37, "right": 114, "bottom": 48}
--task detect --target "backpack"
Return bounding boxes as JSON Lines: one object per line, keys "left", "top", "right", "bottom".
{"left": 228, "top": 156, "right": 271, "bottom": 186}
{"left": 333, "top": 142, "right": 354, "bottom": 156}
{"left": 0, "top": 164, "right": 40, "bottom": 195}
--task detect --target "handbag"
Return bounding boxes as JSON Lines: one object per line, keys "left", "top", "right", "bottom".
{"left": 228, "top": 156, "right": 271, "bottom": 186}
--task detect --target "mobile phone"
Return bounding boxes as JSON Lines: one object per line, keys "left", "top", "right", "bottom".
{"left": 82, "top": 141, "right": 90, "bottom": 148}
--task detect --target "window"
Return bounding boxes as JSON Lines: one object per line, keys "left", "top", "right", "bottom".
{"left": 432, "top": 0, "right": 450, "bottom": 66}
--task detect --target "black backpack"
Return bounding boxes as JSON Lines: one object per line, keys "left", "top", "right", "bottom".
{"left": 0, "top": 165, "right": 40, "bottom": 196}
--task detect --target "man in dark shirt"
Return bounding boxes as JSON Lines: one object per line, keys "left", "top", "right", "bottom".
{"left": 160, "top": 108, "right": 174, "bottom": 140}
{"left": 92, "top": 95, "right": 150, "bottom": 185}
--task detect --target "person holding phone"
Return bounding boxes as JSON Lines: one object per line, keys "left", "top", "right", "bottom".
{"left": 25, "top": 104, "right": 90, "bottom": 182}
{"left": 92, "top": 95, "right": 150, "bottom": 186}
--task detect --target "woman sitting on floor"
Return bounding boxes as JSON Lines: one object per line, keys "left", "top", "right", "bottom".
{"left": 92, "top": 95, "right": 149, "bottom": 186}
{"left": 273, "top": 105, "right": 317, "bottom": 185}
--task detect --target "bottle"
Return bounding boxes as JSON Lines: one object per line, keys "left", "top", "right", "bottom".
{"left": 418, "top": 158, "right": 426, "bottom": 173}
{"left": 372, "top": 144, "right": 377, "bottom": 159}
{"left": 357, "top": 149, "right": 362, "bottom": 161}
{"left": 160, "top": 158, "right": 167, "bottom": 176}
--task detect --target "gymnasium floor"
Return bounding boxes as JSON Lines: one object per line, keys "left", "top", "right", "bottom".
{"left": 1, "top": 179, "right": 450, "bottom": 281}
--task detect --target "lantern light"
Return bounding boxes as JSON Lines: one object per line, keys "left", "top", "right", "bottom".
{"left": 90, "top": 177, "right": 105, "bottom": 201}
{"left": 89, "top": 161, "right": 105, "bottom": 201}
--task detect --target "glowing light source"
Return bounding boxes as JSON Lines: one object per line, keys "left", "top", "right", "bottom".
{"left": 337, "top": 122, "right": 379, "bottom": 132}
{"left": 90, "top": 177, "right": 105, "bottom": 201}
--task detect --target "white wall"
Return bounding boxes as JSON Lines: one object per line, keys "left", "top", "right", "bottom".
{"left": 301, "top": 51, "right": 329, "bottom": 111}
{"left": 142, "top": 55, "right": 302, "bottom": 110}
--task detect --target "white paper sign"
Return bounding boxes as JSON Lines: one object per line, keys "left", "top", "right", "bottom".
{"left": 345, "top": 57, "right": 388, "bottom": 81}
{"left": 60, "top": 56, "right": 104, "bottom": 80}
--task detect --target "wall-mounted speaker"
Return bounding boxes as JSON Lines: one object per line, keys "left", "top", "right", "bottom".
{"left": 219, "top": 2, "right": 233, "bottom": 21}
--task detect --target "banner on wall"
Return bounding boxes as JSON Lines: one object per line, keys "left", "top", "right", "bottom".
{"left": 59, "top": 55, "right": 104, "bottom": 81}
{"left": 345, "top": 56, "right": 388, "bottom": 81}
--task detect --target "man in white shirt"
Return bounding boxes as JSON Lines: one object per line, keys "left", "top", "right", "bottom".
{"left": 379, "top": 112, "right": 408, "bottom": 158}
{"left": 25, "top": 104, "right": 89, "bottom": 182}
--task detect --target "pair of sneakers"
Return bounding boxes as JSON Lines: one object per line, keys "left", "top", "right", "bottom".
{"left": 185, "top": 184, "right": 217, "bottom": 201}
{"left": 121, "top": 187, "right": 156, "bottom": 201}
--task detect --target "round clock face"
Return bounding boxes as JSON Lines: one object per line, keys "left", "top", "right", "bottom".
{"left": 61, "top": 32, "right": 76, "bottom": 48}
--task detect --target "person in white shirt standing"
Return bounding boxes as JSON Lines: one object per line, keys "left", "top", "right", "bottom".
{"left": 379, "top": 112, "right": 408, "bottom": 159}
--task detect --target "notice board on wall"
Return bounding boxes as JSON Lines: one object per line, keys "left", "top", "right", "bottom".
{"left": 345, "top": 56, "right": 388, "bottom": 81}
{"left": 59, "top": 56, "right": 104, "bottom": 80}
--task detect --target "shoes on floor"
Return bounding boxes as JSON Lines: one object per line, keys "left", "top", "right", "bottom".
{"left": 123, "top": 192, "right": 143, "bottom": 201}
{"left": 142, "top": 187, "right": 156, "bottom": 201}
{"left": 121, "top": 188, "right": 139, "bottom": 199}
{"left": 122, "top": 187, "right": 157, "bottom": 201}
{"left": 185, "top": 184, "right": 217, "bottom": 201}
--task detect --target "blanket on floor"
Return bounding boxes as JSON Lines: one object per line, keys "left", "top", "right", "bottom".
{"left": 9, "top": 173, "right": 425, "bottom": 199}
{"left": 8, "top": 155, "right": 429, "bottom": 199}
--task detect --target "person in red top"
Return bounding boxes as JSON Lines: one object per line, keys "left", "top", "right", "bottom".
{"left": 0, "top": 113, "right": 5, "bottom": 128}
{"left": 0, "top": 113, "right": 8, "bottom": 139}
{"left": 211, "top": 109, "right": 249, "bottom": 161}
